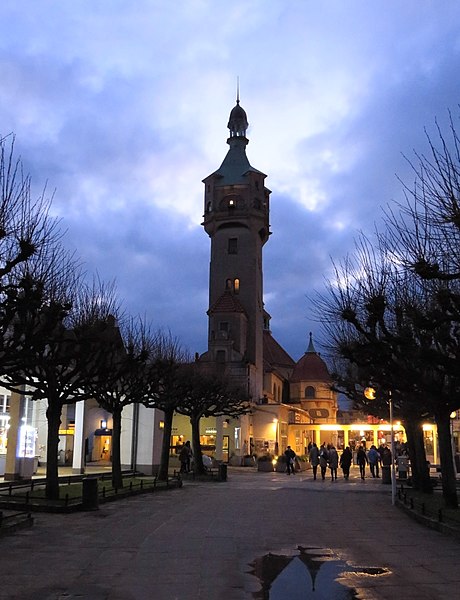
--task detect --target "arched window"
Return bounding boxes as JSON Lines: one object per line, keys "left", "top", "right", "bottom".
{"left": 305, "top": 386, "right": 316, "bottom": 399}
{"left": 234, "top": 278, "right": 240, "bottom": 293}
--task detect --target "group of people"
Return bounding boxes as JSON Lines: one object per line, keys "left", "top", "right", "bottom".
{"left": 307, "top": 442, "right": 393, "bottom": 481}
{"left": 308, "top": 442, "right": 341, "bottom": 480}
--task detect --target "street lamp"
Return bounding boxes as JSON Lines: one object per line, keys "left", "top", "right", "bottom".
{"left": 364, "top": 387, "right": 396, "bottom": 506}
{"left": 450, "top": 411, "right": 457, "bottom": 475}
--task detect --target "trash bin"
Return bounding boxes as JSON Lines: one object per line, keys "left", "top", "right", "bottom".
{"left": 381, "top": 465, "right": 391, "bottom": 484}
{"left": 218, "top": 463, "right": 227, "bottom": 482}
{"left": 397, "top": 456, "right": 409, "bottom": 479}
{"left": 82, "top": 477, "right": 99, "bottom": 510}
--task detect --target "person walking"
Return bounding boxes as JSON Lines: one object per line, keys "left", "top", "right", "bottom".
{"left": 309, "top": 442, "right": 320, "bottom": 480}
{"left": 328, "top": 445, "right": 339, "bottom": 481}
{"left": 319, "top": 443, "right": 329, "bottom": 481}
{"left": 368, "top": 444, "right": 380, "bottom": 478}
{"left": 284, "top": 446, "right": 297, "bottom": 475}
{"left": 340, "top": 446, "right": 353, "bottom": 480}
{"left": 356, "top": 445, "right": 368, "bottom": 480}
{"left": 179, "top": 441, "right": 193, "bottom": 473}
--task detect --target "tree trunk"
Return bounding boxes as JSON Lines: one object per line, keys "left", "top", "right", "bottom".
{"left": 404, "top": 417, "right": 432, "bottom": 493}
{"left": 435, "top": 409, "right": 458, "bottom": 508}
{"left": 45, "top": 399, "right": 62, "bottom": 500}
{"left": 191, "top": 414, "right": 205, "bottom": 475}
{"left": 111, "top": 407, "right": 123, "bottom": 489}
{"left": 157, "top": 408, "right": 174, "bottom": 481}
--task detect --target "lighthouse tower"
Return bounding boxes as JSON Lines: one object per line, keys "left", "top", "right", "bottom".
{"left": 200, "top": 96, "right": 271, "bottom": 405}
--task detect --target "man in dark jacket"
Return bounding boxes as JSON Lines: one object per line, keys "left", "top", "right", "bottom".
{"left": 340, "top": 446, "right": 353, "bottom": 480}
{"left": 356, "top": 445, "right": 368, "bottom": 480}
{"left": 284, "top": 446, "right": 296, "bottom": 475}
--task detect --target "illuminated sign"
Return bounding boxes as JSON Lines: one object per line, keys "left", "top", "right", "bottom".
{"left": 17, "top": 425, "right": 37, "bottom": 458}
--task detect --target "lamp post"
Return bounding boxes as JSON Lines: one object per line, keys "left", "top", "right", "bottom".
{"left": 364, "top": 387, "right": 396, "bottom": 506}
{"left": 450, "top": 411, "right": 457, "bottom": 476}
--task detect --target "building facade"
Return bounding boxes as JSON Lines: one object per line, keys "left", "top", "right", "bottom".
{"left": 1, "top": 98, "right": 449, "bottom": 478}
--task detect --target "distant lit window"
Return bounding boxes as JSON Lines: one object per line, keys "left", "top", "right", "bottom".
{"left": 305, "top": 386, "right": 316, "bottom": 399}
{"left": 228, "top": 238, "right": 238, "bottom": 254}
{"left": 234, "top": 278, "right": 240, "bottom": 293}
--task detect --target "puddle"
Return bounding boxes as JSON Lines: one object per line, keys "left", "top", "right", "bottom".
{"left": 248, "top": 546, "right": 390, "bottom": 599}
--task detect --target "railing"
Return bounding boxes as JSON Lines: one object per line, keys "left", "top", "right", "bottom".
{"left": 0, "top": 509, "right": 33, "bottom": 535}
{"left": 0, "top": 471, "right": 182, "bottom": 511}
{"left": 397, "top": 485, "right": 460, "bottom": 533}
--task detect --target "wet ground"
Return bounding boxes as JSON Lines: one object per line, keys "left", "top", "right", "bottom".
{"left": 249, "top": 545, "right": 390, "bottom": 599}
{"left": 0, "top": 466, "right": 459, "bottom": 599}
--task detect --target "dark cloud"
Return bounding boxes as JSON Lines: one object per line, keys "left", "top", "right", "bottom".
{"left": 1, "top": 1, "right": 460, "bottom": 363}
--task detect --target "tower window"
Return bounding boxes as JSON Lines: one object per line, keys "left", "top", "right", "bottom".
{"left": 228, "top": 238, "right": 238, "bottom": 254}
{"left": 225, "top": 278, "right": 240, "bottom": 293}
{"left": 216, "top": 350, "right": 226, "bottom": 363}
{"left": 305, "top": 386, "right": 316, "bottom": 399}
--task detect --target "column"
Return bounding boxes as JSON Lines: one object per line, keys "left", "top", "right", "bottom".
{"left": 4, "top": 391, "right": 26, "bottom": 480}
{"left": 72, "top": 400, "right": 86, "bottom": 474}
{"left": 215, "top": 416, "right": 224, "bottom": 461}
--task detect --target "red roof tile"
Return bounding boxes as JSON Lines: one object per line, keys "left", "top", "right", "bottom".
{"left": 263, "top": 330, "right": 295, "bottom": 368}
{"left": 290, "top": 351, "right": 332, "bottom": 383}
{"left": 208, "top": 291, "right": 247, "bottom": 315}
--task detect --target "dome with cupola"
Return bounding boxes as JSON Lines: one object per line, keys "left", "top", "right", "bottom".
{"left": 290, "top": 333, "right": 332, "bottom": 383}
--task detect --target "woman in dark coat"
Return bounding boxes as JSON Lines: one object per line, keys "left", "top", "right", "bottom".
{"left": 340, "top": 446, "right": 353, "bottom": 480}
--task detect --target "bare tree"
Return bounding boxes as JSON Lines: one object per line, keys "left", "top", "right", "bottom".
{"left": 84, "top": 315, "right": 155, "bottom": 489}
{"left": 142, "top": 332, "right": 190, "bottom": 481}
{"left": 316, "top": 234, "right": 436, "bottom": 495}
{"left": 2, "top": 275, "right": 121, "bottom": 499}
{"left": 176, "top": 365, "right": 250, "bottom": 475}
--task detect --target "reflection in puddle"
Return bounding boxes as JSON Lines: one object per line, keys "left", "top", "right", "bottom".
{"left": 249, "top": 546, "right": 390, "bottom": 599}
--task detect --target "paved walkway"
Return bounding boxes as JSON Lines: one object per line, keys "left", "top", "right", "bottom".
{"left": 1, "top": 466, "right": 459, "bottom": 599}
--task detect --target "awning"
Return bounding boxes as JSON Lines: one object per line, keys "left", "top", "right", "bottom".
{"left": 94, "top": 428, "right": 112, "bottom": 436}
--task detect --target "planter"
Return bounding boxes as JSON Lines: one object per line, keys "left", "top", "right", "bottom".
{"left": 257, "top": 460, "right": 274, "bottom": 472}
{"left": 275, "top": 458, "right": 287, "bottom": 472}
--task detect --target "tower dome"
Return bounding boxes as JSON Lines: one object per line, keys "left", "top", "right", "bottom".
{"left": 227, "top": 99, "right": 248, "bottom": 138}
{"left": 290, "top": 333, "right": 332, "bottom": 383}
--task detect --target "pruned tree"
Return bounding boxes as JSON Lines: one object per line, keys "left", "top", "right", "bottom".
{"left": 84, "top": 315, "right": 155, "bottom": 489}
{"left": 142, "top": 332, "right": 190, "bottom": 481}
{"left": 2, "top": 274, "right": 121, "bottom": 499}
{"left": 176, "top": 365, "right": 250, "bottom": 475}
{"left": 316, "top": 235, "right": 436, "bottom": 495}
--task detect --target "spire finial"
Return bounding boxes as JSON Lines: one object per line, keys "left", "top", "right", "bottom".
{"left": 227, "top": 81, "right": 248, "bottom": 138}
{"left": 307, "top": 331, "right": 316, "bottom": 353}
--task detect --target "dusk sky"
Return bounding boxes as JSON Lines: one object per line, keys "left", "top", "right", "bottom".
{"left": 2, "top": 1, "right": 460, "bottom": 361}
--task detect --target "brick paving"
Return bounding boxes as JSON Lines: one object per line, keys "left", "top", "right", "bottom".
{"left": 0, "top": 465, "right": 459, "bottom": 599}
